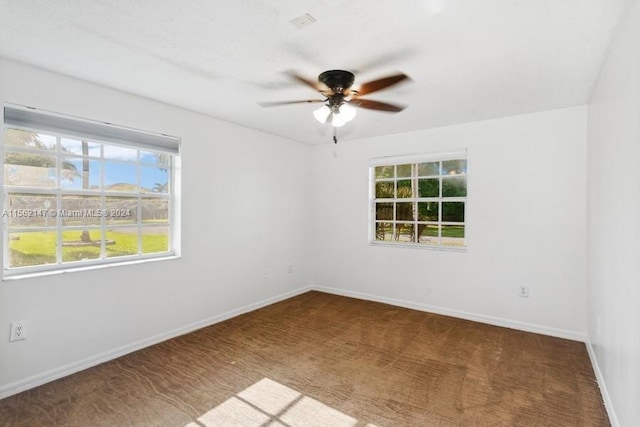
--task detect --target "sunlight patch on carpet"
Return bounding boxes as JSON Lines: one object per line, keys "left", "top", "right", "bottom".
{"left": 185, "top": 377, "right": 378, "bottom": 427}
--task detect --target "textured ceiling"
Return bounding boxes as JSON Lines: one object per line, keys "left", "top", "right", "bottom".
{"left": 0, "top": 0, "right": 628, "bottom": 144}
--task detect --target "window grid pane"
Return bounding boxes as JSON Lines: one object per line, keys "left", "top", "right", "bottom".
{"left": 371, "top": 155, "right": 466, "bottom": 248}
{"left": 3, "top": 124, "right": 175, "bottom": 276}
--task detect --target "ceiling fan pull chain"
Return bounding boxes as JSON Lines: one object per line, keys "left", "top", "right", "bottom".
{"left": 333, "top": 127, "right": 338, "bottom": 144}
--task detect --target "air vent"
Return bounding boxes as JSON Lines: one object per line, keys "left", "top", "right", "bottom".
{"left": 289, "top": 14, "right": 316, "bottom": 29}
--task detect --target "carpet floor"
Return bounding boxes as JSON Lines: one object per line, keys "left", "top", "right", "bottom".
{"left": 0, "top": 291, "right": 609, "bottom": 426}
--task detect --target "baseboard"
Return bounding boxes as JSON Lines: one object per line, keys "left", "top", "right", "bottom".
{"left": 586, "top": 340, "right": 619, "bottom": 427}
{"left": 0, "top": 285, "right": 312, "bottom": 400}
{"left": 312, "top": 285, "right": 587, "bottom": 342}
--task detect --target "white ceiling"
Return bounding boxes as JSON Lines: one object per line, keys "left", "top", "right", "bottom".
{"left": 0, "top": 0, "right": 628, "bottom": 145}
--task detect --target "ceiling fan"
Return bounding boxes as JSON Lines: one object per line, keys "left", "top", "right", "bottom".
{"left": 260, "top": 69, "right": 410, "bottom": 142}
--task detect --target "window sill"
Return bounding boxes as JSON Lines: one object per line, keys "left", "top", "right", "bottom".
{"left": 369, "top": 241, "right": 467, "bottom": 253}
{"left": 2, "top": 254, "right": 180, "bottom": 282}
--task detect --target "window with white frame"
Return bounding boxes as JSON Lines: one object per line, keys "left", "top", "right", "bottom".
{"left": 370, "top": 151, "right": 467, "bottom": 248}
{"left": 2, "top": 105, "right": 180, "bottom": 277}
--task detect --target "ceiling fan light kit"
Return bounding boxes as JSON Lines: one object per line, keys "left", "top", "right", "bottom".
{"left": 313, "top": 103, "right": 357, "bottom": 127}
{"left": 313, "top": 105, "right": 332, "bottom": 123}
{"left": 261, "top": 68, "right": 409, "bottom": 142}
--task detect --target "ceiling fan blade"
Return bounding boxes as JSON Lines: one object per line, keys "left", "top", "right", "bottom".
{"left": 285, "top": 71, "right": 321, "bottom": 90}
{"left": 285, "top": 70, "right": 332, "bottom": 94}
{"left": 355, "top": 73, "right": 410, "bottom": 96}
{"left": 350, "top": 98, "right": 406, "bottom": 112}
{"left": 259, "top": 99, "right": 325, "bottom": 107}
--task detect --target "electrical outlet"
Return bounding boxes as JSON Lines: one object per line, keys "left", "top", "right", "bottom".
{"left": 263, "top": 270, "right": 268, "bottom": 280}
{"left": 287, "top": 264, "right": 293, "bottom": 274}
{"left": 10, "top": 321, "right": 27, "bottom": 342}
{"left": 518, "top": 284, "right": 530, "bottom": 298}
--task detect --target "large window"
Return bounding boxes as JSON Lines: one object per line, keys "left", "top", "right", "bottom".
{"left": 370, "top": 151, "right": 467, "bottom": 248}
{"left": 2, "top": 106, "right": 180, "bottom": 277}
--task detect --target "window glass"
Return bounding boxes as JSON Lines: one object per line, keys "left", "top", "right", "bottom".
{"left": 442, "top": 159, "right": 467, "bottom": 175}
{"left": 61, "top": 138, "right": 100, "bottom": 156}
{"left": 375, "top": 222, "right": 393, "bottom": 242}
{"left": 142, "top": 225, "right": 170, "bottom": 254}
{"left": 418, "top": 179, "right": 439, "bottom": 197}
{"left": 371, "top": 154, "right": 466, "bottom": 248}
{"left": 142, "top": 199, "right": 168, "bottom": 223}
{"left": 4, "top": 130, "right": 56, "bottom": 150}
{"left": 8, "top": 231, "right": 57, "bottom": 268}
{"left": 375, "top": 182, "right": 394, "bottom": 198}
{"left": 5, "top": 193, "right": 57, "bottom": 228}
{"left": 442, "top": 176, "right": 467, "bottom": 197}
{"left": 397, "top": 180, "right": 412, "bottom": 198}
{"left": 103, "top": 145, "right": 137, "bottom": 161}
{"left": 375, "top": 165, "right": 394, "bottom": 179}
{"left": 60, "top": 195, "right": 102, "bottom": 226}
{"left": 442, "top": 202, "right": 465, "bottom": 222}
{"left": 140, "top": 150, "right": 167, "bottom": 165}
{"left": 62, "top": 229, "right": 102, "bottom": 263}
{"left": 417, "top": 202, "right": 438, "bottom": 222}
{"left": 396, "top": 164, "right": 412, "bottom": 178}
{"left": 141, "top": 166, "right": 169, "bottom": 193}
{"left": 4, "top": 151, "right": 57, "bottom": 188}
{"left": 395, "top": 223, "right": 414, "bottom": 242}
{"left": 60, "top": 158, "right": 101, "bottom": 190}
{"left": 441, "top": 225, "right": 465, "bottom": 247}
{"left": 104, "top": 161, "right": 137, "bottom": 191}
{"left": 3, "top": 111, "right": 177, "bottom": 277}
{"left": 418, "top": 224, "right": 440, "bottom": 244}
{"left": 418, "top": 162, "right": 439, "bottom": 176}
{"left": 375, "top": 203, "right": 393, "bottom": 221}
{"left": 396, "top": 202, "right": 414, "bottom": 221}
{"left": 105, "top": 197, "right": 137, "bottom": 225}
{"left": 105, "top": 229, "right": 139, "bottom": 258}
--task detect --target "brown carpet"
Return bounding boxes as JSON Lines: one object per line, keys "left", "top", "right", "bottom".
{"left": 0, "top": 291, "right": 609, "bottom": 426}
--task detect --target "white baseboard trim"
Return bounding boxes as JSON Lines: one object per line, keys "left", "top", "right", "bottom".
{"left": 312, "top": 285, "right": 587, "bottom": 342}
{"left": 0, "top": 285, "right": 312, "bottom": 400}
{"left": 586, "top": 340, "right": 619, "bottom": 427}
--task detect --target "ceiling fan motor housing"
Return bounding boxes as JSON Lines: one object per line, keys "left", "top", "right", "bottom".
{"left": 318, "top": 70, "right": 355, "bottom": 92}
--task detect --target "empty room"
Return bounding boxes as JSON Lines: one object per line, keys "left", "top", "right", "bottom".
{"left": 0, "top": 1, "right": 638, "bottom": 426}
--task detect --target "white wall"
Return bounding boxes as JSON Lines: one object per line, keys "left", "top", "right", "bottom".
{"left": 587, "top": 0, "right": 640, "bottom": 424}
{"left": 1, "top": 53, "right": 620, "bottom": 416}
{"left": 311, "top": 106, "right": 588, "bottom": 339}
{"left": 0, "top": 59, "right": 313, "bottom": 397}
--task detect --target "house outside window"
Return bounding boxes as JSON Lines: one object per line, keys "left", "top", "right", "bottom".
{"left": 2, "top": 105, "right": 180, "bottom": 278}
{"left": 370, "top": 151, "right": 467, "bottom": 249}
